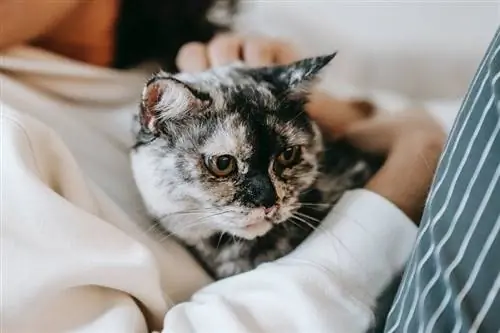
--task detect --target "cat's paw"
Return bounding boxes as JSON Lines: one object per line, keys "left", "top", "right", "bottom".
{"left": 215, "top": 259, "right": 253, "bottom": 279}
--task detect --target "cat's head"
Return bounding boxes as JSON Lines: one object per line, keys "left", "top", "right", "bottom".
{"left": 131, "top": 53, "right": 335, "bottom": 243}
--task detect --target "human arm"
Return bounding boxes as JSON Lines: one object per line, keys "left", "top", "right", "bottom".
{"left": 0, "top": 0, "right": 81, "bottom": 49}
{"left": 0, "top": 0, "right": 117, "bottom": 66}
{"left": 343, "top": 112, "right": 446, "bottom": 222}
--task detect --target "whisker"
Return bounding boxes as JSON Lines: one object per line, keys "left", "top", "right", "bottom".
{"left": 299, "top": 202, "right": 332, "bottom": 207}
{"left": 143, "top": 221, "right": 161, "bottom": 235}
{"left": 291, "top": 214, "right": 318, "bottom": 231}
{"left": 297, "top": 203, "right": 331, "bottom": 212}
{"left": 157, "top": 211, "right": 232, "bottom": 243}
{"left": 293, "top": 211, "right": 370, "bottom": 272}
{"left": 161, "top": 207, "right": 220, "bottom": 218}
{"left": 288, "top": 217, "right": 309, "bottom": 231}
{"left": 216, "top": 232, "right": 225, "bottom": 250}
{"left": 157, "top": 222, "right": 202, "bottom": 243}
{"left": 231, "top": 234, "right": 243, "bottom": 248}
{"left": 295, "top": 211, "right": 322, "bottom": 224}
{"left": 297, "top": 202, "right": 370, "bottom": 234}
{"left": 186, "top": 211, "right": 232, "bottom": 226}
{"left": 163, "top": 212, "right": 209, "bottom": 218}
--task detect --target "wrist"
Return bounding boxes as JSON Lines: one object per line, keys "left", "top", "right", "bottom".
{"left": 366, "top": 134, "right": 443, "bottom": 223}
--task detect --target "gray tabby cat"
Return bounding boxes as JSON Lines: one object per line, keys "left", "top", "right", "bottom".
{"left": 131, "top": 53, "right": 382, "bottom": 279}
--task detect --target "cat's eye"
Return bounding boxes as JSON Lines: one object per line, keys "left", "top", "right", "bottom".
{"left": 276, "top": 146, "right": 302, "bottom": 167}
{"left": 204, "top": 155, "right": 237, "bottom": 177}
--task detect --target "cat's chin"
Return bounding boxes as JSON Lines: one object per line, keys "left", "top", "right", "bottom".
{"left": 228, "top": 221, "right": 273, "bottom": 240}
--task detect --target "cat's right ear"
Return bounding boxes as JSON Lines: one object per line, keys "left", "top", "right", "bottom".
{"left": 248, "top": 53, "right": 337, "bottom": 98}
{"left": 140, "top": 74, "right": 211, "bottom": 132}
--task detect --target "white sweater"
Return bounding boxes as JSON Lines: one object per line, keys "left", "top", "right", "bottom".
{"left": 0, "top": 46, "right": 417, "bottom": 333}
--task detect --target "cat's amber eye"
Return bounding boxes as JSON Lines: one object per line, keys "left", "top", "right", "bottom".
{"left": 204, "top": 155, "right": 237, "bottom": 177}
{"left": 276, "top": 146, "right": 302, "bottom": 167}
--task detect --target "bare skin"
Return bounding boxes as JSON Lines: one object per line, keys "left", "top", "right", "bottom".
{"left": 0, "top": 0, "right": 118, "bottom": 66}
{"left": 0, "top": 0, "right": 445, "bottom": 223}
{"left": 344, "top": 112, "right": 446, "bottom": 222}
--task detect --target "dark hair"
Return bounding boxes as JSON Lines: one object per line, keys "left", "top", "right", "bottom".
{"left": 113, "top": 0, "right": 237, "bottom": 71}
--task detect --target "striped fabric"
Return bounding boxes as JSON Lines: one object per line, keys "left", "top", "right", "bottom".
{"left": 384, "top": 27, "right": 500, "bottom": 333}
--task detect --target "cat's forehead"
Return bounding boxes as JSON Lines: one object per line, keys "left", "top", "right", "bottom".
{"left": 174, "top": 64, "right": 276, "bottom": 110}
{"left": 170, "top": 64, "right": 315, "bottom": 153}
{"left": 200, "top": 114, "right": 252, "bottom": 157}
{"left": 196, "top": 112, "right": 314, "bottom": 164}
{"left": 266, "top": 116, "right": 314, "bottom": 146}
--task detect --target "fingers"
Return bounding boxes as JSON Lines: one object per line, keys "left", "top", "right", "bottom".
{"left": 176, "top": 42, "right": 209, "bottom": 72}
{"left": 242, "top": 37, "right": 275, "bottom": 67}
{"left": 207, "top": 34, "right": 242, "bottom": 67}
{"left": 176, "top": 34, "right": 301, "bottom": 73}
{"left": 242, "top": 38, "right": 300, "bottom": 66}
{"left": 206, "top": 35, "right": 297, "bottom": 67}
{"left": 274, "top": 40, "right": 300, "bottom": 64}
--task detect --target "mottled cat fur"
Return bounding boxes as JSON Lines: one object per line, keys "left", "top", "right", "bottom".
{"left": 131, "top": 54, "right": 382, "bottom": 279}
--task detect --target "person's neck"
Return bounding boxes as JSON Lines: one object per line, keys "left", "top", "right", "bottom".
{"left": 31, "top": 0, "right": 119, "bottom": 67}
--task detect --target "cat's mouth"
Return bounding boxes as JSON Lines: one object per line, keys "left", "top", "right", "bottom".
{"left": 243, "top": 220, "right": 273, "bottom": 237}
{"left": 263, "top": 204, "right": 279, "bottom": 219}
{"left": 229, "top": 204, "right": 291, "bottom": 239}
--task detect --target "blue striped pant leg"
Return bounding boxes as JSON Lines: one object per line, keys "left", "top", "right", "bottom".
{"left": 384, "top": 27, "right": 500, "bottom": 333}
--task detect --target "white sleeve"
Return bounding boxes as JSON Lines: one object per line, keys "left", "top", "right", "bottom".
{"left": 163, "top": 190, "right": 417, "bottom": 333}
{"left": 1, "top": 107, "right": 208, "bottom": 333}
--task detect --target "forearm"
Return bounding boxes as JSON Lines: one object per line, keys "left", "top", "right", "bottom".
{"left": 0, "top": 0, "right": 81, "bottom": 49}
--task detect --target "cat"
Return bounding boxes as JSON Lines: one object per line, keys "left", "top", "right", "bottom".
{"left": 131, "top": 53, "right": 382, "bottom": 279}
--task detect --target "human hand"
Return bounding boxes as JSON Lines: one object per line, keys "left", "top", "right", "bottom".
{"left": 176, "top": 34, "right": 378, "bottom": 137}
{"left": 342, "top": 111, "right": 446, "bottom": 223}
{"left": 176, "top": 33, "right": 299, "bottom": 71}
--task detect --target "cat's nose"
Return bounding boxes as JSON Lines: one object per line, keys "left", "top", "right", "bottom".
{"left": 264, "top": 205, "right": 278, "bottom": 216}
{"left": 241, "top": 174, "right": 277, "bottom": 209}
{"left": 254, "top": 192, "right": 277, "bottom": 209}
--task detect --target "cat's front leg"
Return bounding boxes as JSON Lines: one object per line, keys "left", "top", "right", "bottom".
{"left": 192, "top": 238, "right": 255, "bottom": 279}
{"left": 213, "top": 258, "right": 254, "bottom": 279}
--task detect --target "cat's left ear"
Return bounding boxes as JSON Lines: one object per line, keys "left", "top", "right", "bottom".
{"left": 140, "top": 73, "right": 211, "bottom": 132}
{"left": 255, "top": 53, "right": 337, "bottom": 96}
